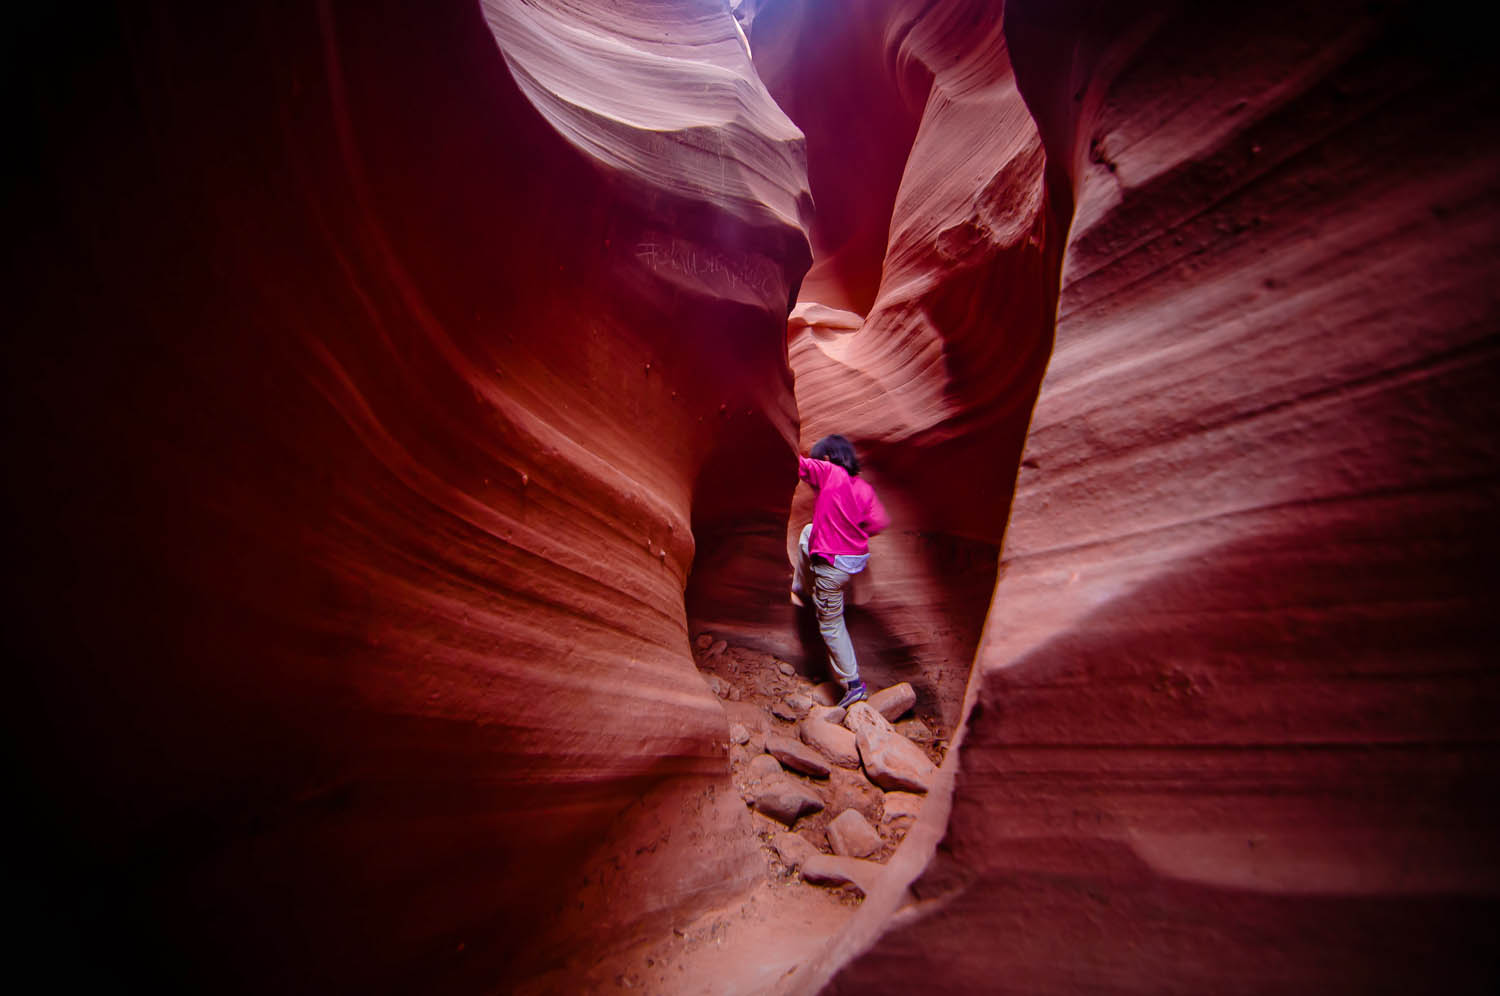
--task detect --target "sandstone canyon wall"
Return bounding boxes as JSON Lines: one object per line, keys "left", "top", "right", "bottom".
{"left": 7, "top": 0, "right": 1499, "bottom": 992}
{"left": 749, "top": 0, "right": 1065, "bottom": 732}
{"left": 9, "top": 1, "right": 810, "bottom": 990}
{"left": 813, "top": 0, "right": 1500, "bottom": 992}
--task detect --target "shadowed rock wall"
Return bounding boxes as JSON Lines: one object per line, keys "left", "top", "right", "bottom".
{"left": 8, "top": 0, "right": 1498, "bottom": 991}
{"left": 746, "top": 0, "right": 1064, "bottom": 730}
{"left": 824, "top": 0, "right": 1500, "bottom": 991}
{"left": 8, "top": 1, "right": 808, "bottom": 990}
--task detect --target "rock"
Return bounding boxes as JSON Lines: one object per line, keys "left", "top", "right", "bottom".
{"left": 811, "top": 682, "right": 842, "bottom": 706}
{"left": 706, "top": 639, "right": 728, "bottom": 658}
{"left": 727, "top": 684, "right": 742, "bottom": 701}
{"left": 777, "top": 661, "right": 795, "bottom": 677}
{"left": 728, "top": 723, "right": 750, "bottom": 745}
{"left": 868, "top": 682, "right": 916, "bottom": 721}
{"left": 808, "top": 704, "right": 846, "bottom": 725}
{"left": 799, "top": 717, "right": 861, "bottom": 768}
{"left": 752, "top": 777, "right": 825, "bottom": 826}
{"left": 881, "top": 792, "right": 924, "bottom": 824}
{"left": 896, "top": 718, "right": 936, "bottom": 744}
{"left": 765, "top": 732, "right": 831, "bottom": 778}
{"left": 827, "top": 771, "right": 885, "bottom": 824}
{"left": 843, "top": 701, "right": 892, "bottom": 738}
{"left": 799, "top": 853, "right": 884, "bottom": 897}
{"left": 769, "top": 694, "right": 811, "bottom": 722}
{"left": 745, "top": 753, "right": 782, "bottom": 781}
{"left": 769, "top": 831, "right": 818, "bottom": 870}
{"left": 856, "top": 724, "right": 937, "bottom": 794}
{"left": 826, "top": 809, "right": 881, "bottom": 858}
{"left": 846, "top": 705, "right": 936, "bottom": 791}
{"left": 703, "top": 673, "right": 731, "bottom": 698}
{"left": 695, "top": 634, "right": 714, "bottom": 650}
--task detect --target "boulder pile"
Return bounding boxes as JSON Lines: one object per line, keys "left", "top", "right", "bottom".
{"left": 694, "top": 636, "right": 947, "bottom": 899}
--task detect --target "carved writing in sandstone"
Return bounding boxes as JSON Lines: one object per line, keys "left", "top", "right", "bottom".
{"left": 634, "top": 235, "right": 781, "bottom": 300}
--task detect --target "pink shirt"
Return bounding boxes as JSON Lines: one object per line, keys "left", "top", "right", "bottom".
{"left": 799, "top": 456, "right": 891, "bottom": 564}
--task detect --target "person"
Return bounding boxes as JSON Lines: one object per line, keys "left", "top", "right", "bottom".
{"left": 792, "top": 434, "right": 890, "bottom": 708}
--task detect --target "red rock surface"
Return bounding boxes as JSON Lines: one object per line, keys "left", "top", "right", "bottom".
{"left": 754, "top": 0, "right": 1063, "bottom": 734}
{"left": 9, "top": 0, "right": 1499, "bottom": 992}
{"left": 10, "top": 1, "right": 810, "bottom": 991}
{"left": 807, "top": 1, "right": 1500, "bottom": 992}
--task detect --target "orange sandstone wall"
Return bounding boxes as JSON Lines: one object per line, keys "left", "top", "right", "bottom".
{"left": 748, "top": 0, "right": 1064, "bottom": 729}
{"left": 828, "top": 0, "right": 1500, "bottom": 991}
{"left": 9, "top": 0, "right": 1499, "bottom": 990}
{"left": 8, "top": 1, "right": 808, "bottom": 990}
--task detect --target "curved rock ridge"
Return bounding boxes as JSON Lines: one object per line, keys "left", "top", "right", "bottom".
{"left": 750, "top": 0, "right": 931, "bottom": 315}
{"left": 484, "top": 6, "right": 818, "bottom": 657}
{"left": 11, "top": 0, "right": 810, "bottom": 991}
{"left": 778, "top": 0, "right": 1061, "bottom": 468}
{"left": 823, "top": 1, "right": 1500, "bottom": 992}
{"left": 755, "top": 0, "right": 1058, "bottom": 738}
{"left": 12, "top": 0, "right": 1498, "bottom": 992}
{"left": 484, "top": 0, "right": 814, "bottom": 249}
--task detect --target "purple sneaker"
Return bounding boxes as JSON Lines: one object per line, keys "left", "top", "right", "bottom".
{"left": 836, "top": 680, "right": 868, "bottom": 709}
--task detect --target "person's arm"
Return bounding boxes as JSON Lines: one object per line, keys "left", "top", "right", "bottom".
{"left": 863, "top": 488, "right": 892, "bottom": 536}
{"left": 798, "top": 455, "right": 833, "bottom": 488}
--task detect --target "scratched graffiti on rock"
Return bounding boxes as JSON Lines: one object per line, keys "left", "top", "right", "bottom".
{"left": 634, "top": 234, "right": 782, "bottom": 301}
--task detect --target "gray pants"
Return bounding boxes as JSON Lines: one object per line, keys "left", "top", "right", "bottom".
{"left": 795, "top": 523, "right": 859, "bottom": 685}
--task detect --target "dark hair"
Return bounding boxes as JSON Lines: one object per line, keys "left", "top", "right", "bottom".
{"left": 810, "top": 434, "right": 860, "bottom": 476}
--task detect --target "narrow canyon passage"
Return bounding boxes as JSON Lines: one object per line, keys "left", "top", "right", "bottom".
{"left": 9, "top": 1, "right": 1499, "bottom": 994}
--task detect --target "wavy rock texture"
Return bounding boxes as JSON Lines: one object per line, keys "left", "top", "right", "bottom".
{"left": 822, "top": 0, "right": 1500, "bottom": 992}
{"left": 9, "top": 1, "right": 808, "bottom": 991}
{"left": 750, "top": 0, "right": 1062, "bottom": 729}
{"left": 10, "top": 0, "right": 1499, "bottom": 991}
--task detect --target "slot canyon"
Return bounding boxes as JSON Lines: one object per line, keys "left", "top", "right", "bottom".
{"left": 7, "top": 0, "right": 1498, "bottom": 991}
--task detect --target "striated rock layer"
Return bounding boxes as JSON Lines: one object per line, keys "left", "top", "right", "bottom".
{"left": 9, "top": 0, "right": 1499, "bottom": 991}
{"left": 748, "top": 0, "right": 1064, "bottom": 732}
{"left": 9, "top": 1, "right": 809, "bottom": 991}
{"left": 822, "top": 0, "right": 1500, "bottom": 992}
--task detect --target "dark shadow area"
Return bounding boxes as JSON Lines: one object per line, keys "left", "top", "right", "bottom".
{"left": 785, "top": 525, "right": 998, "bottom": 735}
{"left": 790, "top": 598, "right": 921, "bottom": 683}
{"left": 837, "top": 837, "right": 1500, "bottom": 995}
